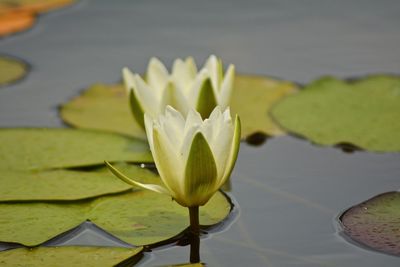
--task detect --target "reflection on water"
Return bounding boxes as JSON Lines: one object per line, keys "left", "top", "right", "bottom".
{"left": 0, "top": 0, "right": 399, "bottom": 266}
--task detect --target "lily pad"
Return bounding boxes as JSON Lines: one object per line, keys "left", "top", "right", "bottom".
{"left": 340, "top": 191, "right": 400, "bottom": 256}
{"left": 61, "top": 83, "right": 146, "bottom": 139}
{"left": 0, "top": 0, "right": 76, "bottom": 37}
{"left": 0, "top": 163, "right": 161, "bottom": 202}
{"left": 0, "top": 55, "right": 29, "bottom": 86}
{"left": 0, "top": 190, "right": 231, "bottom": 246}
{"left": 271, "top": 75, "right": 400, "bottom": 152}
{"left": 0, "top": 0, "right": 76, "bottom": 13}
{"left": 231, "top": 75, "right": 298, "bottom": 138}
{"left": 60, "top": 75, "right": 298, "bottom": 139}
{"left": 0, "top": 246, "right": 143, "bottom": 267}
{"left": 0, "top": 10, "right": 34, "bottom": 38}
{"left": 0, "top": 128, "right": 152, "bottom": 171}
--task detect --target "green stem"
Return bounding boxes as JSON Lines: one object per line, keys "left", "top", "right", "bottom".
{"left": 189, "top": 206, "right": 200, "bottom": 263}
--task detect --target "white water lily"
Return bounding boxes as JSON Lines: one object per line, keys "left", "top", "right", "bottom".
{"left": 122, "top": 55, "right": 235, "bottom": 128}
{"left": 106, "top": 106, "right": 241, "bottom": 207}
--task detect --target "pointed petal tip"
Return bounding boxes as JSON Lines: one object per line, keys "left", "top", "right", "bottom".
{"left": 122, "top": 67, "right": 131, "bottom": 74}
{"left": 105, "top": 161, "right": 170, "bottom": 195}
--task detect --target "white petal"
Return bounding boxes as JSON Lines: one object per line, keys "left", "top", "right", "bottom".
{"left": 218, "top": 115, "right": 241, "bottom": 188}
{"left": 160, "top": 106, "right": 186, "bottom": 149}
{"left": 203, "top": 55, "right": 219, "bottom": 90}
{"left": 184, "top": 109, "right": 203, "bottom": 133}
{"left": 146, "top": 57, "right": 169, "bottom": 92}
{"left": 152, "top": 127, "right": 186, "bottom": 199}
{"left": 180, "top": 109, "right": 203, "bottom": 161}
{"left": 144, "top": 114, "right": 155, "bottom": 151}
{"left": 185, "top": 57, "right": 197, "bottom": 78}
{"left": 159, "top": 82, "right": 190, "bottom": 116}
{"left": 200, "top": 107, "right": 234, "bottom": 178}
{"left": 180, "top": 126, "right": 199, "bottom": 164}
{"left": 122, "top": 67, "right": 135, "bottom": 94}
{"left": 172, "top": 58, "right": 194, "bottom": 93}
{"left": 188, "top": 70, "right": 208, "bottom": 106}
{"left": 222, "top": 107, "right": 232, "bottom": 123}
{"left": 218, "top": 64, "right": 235, "bottom": 108}
{"left": 133, "top": 75, "right": 159, "bottom": 117}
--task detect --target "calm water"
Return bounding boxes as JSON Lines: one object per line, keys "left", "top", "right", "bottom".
{"left": 1, "top": 0, "right": 400, "bottom": 266}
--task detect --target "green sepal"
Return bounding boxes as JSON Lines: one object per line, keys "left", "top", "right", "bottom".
{"left": 184, "top": 132, "right": 217, "bottom": 206}
{"left": 129, "top": 89, "right": 145, "bottom": 129}
{"left": 196, "top": 78, "right": 217, "bottom": 119}
{"left": 105, "top": 161, "right": 169, "bottom": 195}
{"left": 218, "top": 115, "right": 241, "bottom": 188}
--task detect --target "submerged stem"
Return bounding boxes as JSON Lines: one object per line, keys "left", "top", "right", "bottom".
{"left": 189, "top": 206, "right": 200, "bottom": 263}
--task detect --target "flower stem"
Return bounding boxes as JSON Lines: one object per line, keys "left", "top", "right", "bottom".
{"left": 189, "top": 206, "right": 200, "bottom": 263}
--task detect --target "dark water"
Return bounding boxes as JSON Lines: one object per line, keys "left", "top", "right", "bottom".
{"left": 1, "top": 0, "right": 400, "bottom": 266}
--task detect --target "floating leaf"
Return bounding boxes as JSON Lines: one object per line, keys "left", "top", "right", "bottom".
{"left": 340, "top": 191, "right": 400, "bottom": 256}
{"left": 0, "top": 163, "right": 161, "bottom": 202}
{"left": 231, "top": 75, "right": 297, "bottom": 138}
{"left": 0, "top": 128, "right": 152, "bottom": 171}
{"left": 60, "top": 75, "right": 298, "bottom": 139}
{"left": 0, "top": 10, "right": 34, "bottom": 38}
{"left": 0, "top": 246, "right": 143, "bottom": 267}
{"left": 0, "top": 190, "right": 231, "bottom": 246}
{"left": 0, "top": 0, "right": 76, "bottom": 14}
{"left": 0, "top": 55, "right": 29, "bottom": 86}
{"left": 61, "top": 84, "right": 146, "bottom": 139}
{"left": 271, "top": 75, "right": 400, "bottom": 152}
{"left": 0, "top": 0, "right": 76, "bottom": 37}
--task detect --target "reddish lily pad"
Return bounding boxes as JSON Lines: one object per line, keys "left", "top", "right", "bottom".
{"left": 340, "top": 191, "right": 400, "bottom": 256}
{"left": 0, "top": 0, "right": 76, "bottom": 37}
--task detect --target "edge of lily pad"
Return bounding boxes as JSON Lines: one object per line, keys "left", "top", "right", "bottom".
{"left": 0, "top": 54, "right": 31, "bottom": 87}
{"left": 0, "top": 0, "right": 78, "bottom": 39}
{"left": 58, "top": 81, "right": 146, "bottom": 140}
{"left": 234, "top": 73, "right": 301, "bottom": 146}
{"left": 269, "top": 74, "right": 400, "bottom": 154}
{"left": 336, "top": 191, "right": 400, "bottom": 257}
{"left": 146, "top": 190, "right": 238, "bottom": 249}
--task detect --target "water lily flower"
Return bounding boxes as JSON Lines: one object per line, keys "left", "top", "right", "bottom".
{"left": 122, "top": 55, "right": 235, "bottom": 128}
{"left": 106, "top": 105, "right": 241, "bottom": 208}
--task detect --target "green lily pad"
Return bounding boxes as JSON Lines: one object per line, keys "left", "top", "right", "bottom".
{"left": 231, "top": 75, "right": 298, "bottom": 138}
{"left": 0, "top": 163, "right": 161, "bottom": 202}
{"left": 340, "top": 191, "right": 400, "bottom": 256}
{"left": 271, "top": 75, "right": 400, "bottom": 152}
{"left": 0, "top": 190, "right": 231, "bottom": 246}
{"left": 0, "top": 246, "right": 143, "bottom": 267}
{"left": 0, "top": 55, "right": 29, "bottom": 87}
{"left": 60, "top": 75, "right": 298, "bottom": 140}
{"left": 61, "top": 83, "right": 146, "bottom": 139}
{"left": 0, "top": 128, "right": 152, "bottom": 171}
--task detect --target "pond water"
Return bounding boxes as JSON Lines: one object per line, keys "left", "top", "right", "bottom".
{"left": 0, "top": 0, "right": 400, "bottom": 266}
